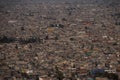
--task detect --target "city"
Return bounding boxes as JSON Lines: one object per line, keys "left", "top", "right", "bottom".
{"left": 0, "top": 0, "right": 120, "bottom": 80}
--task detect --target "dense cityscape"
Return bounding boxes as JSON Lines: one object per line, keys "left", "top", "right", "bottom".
{"left": 0, "top": 0, "right": 120, "bottom": 80}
